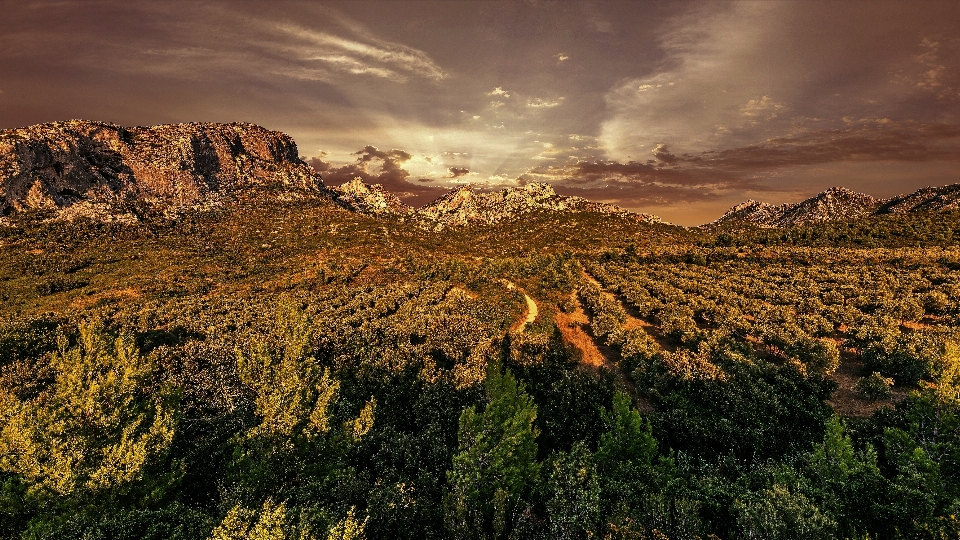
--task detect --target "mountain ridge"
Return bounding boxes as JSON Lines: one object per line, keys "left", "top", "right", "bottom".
{"left": 0, "top": 120, "right": 323, "bottom": 221}
{"left": 4, "top": 120, "right": 959, "bottom": 230}
{"left": 713, "top": 184, "right": 960, "bottom": 228}
{"left": 0, "top": 120, "right": 667, "bottom": 228}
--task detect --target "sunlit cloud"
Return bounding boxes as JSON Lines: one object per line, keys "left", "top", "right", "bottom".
{"left": 275, "top": 22, "right": 448, "bottom": 82}
{"left": 526, "top": 97, "right": 565, "bottom": 108}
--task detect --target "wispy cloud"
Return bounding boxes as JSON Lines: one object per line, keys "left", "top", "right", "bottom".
{"left": 527, "top": 97, "right": 565, "bottom": 108}
{"left": 273, "top": 23, "right": 448, "bottom": 82}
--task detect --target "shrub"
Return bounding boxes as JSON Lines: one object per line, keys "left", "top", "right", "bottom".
{"left": 855, "top": 372, "right": 894, "bottom": 400}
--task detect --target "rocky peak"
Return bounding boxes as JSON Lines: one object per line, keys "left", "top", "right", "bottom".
{"left": 772, "top": 187, "right": 877, "bottom": 227}
{"left": 710, "top": 184, "right": 960, "bottom": 228}
{"left": 876, "top": 183, "right": 960, "bottom": 214}
{"left": 330, "top": 177, "right": 412, "bottom": 216}
{"left": 713, "top": 199, "right": 786, "bottom": 227}
{"left": 416, "top": 181, "right": 662, "bottom": 229}
{"left": 0, "top": 120, "right": 322, "bottom": 219}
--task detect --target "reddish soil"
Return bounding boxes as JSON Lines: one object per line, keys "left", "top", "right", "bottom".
{"left": 827, "top": 350, "right": 909, "bottom": 417}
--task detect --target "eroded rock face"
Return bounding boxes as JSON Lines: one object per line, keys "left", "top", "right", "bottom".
{"left": 0, "top": 120, "right": 322, "bottom": 217}
{"left": 330, "top": 177, "right": 413, "bottom": 217}
{"left": 416, "top": 182, "right": 663, "bottom": 229}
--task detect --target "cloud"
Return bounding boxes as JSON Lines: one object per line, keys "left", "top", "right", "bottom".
{"left": 653, "top": 144, "right": 679, "bottom": 164}
{"left": 448, "top": 167, "right": 470, "bottom": 178}
{"left": 6, "top": 3, "right": 449, "bottom": 86}
{"left": 526, "top": 97, "right": 565, "bottom": 108}
{"left": 487, "top": 87, "right": 512, "bottom": 97}
{"left": 739, "top": 95, "right": 785, "bottom": 120}
{"left": 598, "top": 2, "right": 960, "bottom": 161}
{"left": 555, "top": 53, "right": 569, "bottom": 62}
{"left": 519, "top": 156, "right": 765, "bottom": 209}
{"left": 275, "top": 22, "right": 448, "bottom": 82}
{"left": 517, "top": 118, "right": 960, "bottom": 211}
{"left": 688, "top": 121, "right": 960, "bottom": 169}
{"left": 309, "top": 146, "right": 447, "bottom": 206}
{"left": 897, "top": 36, "right": 960, "bottom": 100}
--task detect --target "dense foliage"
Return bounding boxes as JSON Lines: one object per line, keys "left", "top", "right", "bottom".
{"left": 2, "top": 195, "right": 960, "bottom": 538}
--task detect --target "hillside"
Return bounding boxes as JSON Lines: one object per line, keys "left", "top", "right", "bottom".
{"left": 415, "top": 182, "right": 663, "bottom": 230}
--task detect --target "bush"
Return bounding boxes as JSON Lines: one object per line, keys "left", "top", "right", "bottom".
{"left": 862, "top": 332, "right": 940, "bottom": 386}
{"left": 855, "top": 372, "right": 894, "bottom": 400}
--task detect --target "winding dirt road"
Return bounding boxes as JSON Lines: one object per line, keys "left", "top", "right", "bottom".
{"left": 504, "top": 280, "right": 538, "bottom": 330}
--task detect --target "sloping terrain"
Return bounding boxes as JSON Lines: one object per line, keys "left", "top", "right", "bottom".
{"left": 713, "top": 187, "right": 879, "bottom": 228}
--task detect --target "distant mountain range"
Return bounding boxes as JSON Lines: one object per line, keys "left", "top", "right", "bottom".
{"left": 2, "top": 120, "right": 959, "bottom": 229}
{"left": 712, "top": 185, "right": 960, "bottom": 228}
{"left": 0, "top": 120, "right": 662, "bottom": 228}
{"left": 331, "top": 179, "right": 661, "bottom": 230}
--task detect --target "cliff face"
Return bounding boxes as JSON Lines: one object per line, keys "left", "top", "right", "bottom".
{"left": 0, "top": 120, "right": 322, "bottom": 217}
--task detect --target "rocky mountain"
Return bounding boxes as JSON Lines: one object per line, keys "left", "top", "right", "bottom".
{"left": 1, "top": 120, "right": 665, "bottom": 228}
{"left": 414, "top": 182, "right": 663, "bottom": 230}
{"left": 711, "top": 200, "right": 791, "bottom": 228}
{"left": 713, "top": 187, "right": 881, "bottom": 228}
{"left": 329, "top": 177, "right": 413, "bottom": 217}
{"left": 0, "top": 120, "right": 322, "bottom": 220}
{"left": 876, "top": 183, "right": 960, "bottom": 214}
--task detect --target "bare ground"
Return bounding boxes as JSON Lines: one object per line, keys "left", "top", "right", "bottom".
{"left": 826, "top": 349, "right": 908, "bottom": 417}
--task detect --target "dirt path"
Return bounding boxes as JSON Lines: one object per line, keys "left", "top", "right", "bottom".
{"left": 556, "top": 273, "right": 652, "bottom": 411}
{"left": 504, "top": 280, "right": 538, "bottom": 330}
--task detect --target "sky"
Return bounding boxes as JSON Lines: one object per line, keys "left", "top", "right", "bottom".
{"left": 2, "top": 1, "right": 959, "bottom": 225}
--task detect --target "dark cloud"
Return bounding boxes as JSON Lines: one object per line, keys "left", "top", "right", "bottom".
{"left": 689, "top": 121, "right": 960, "bottom": 170}
{"left": 525, "top": 119, "right": 960, "bottom": 210}
{"left": 447, "top": 167, "right": 470, "bottom": 178}
{"left": 653, "top": 144, "right": 679, "bottom": 164}
{"left": 520, "top": 160, "right": 762, "bottom": 208}
{"left": 309, "top": 146, "right": 446, "bottom": 207}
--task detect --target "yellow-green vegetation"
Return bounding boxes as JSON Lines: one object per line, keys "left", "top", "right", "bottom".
{"left": 2, "top": 192, "right": 960, "bottom": 539}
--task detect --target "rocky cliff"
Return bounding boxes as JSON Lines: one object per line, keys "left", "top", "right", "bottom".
{"left": 0, "top": 120, "right": 322, "bottom": 219}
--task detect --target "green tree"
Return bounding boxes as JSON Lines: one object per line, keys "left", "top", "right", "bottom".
{"left": 327, "top": 507, "right": 368, "bottom": 540}
{"left": 210, "top": 499, "right": 314, "bottom": 540}
{"left": 808, "top": 416, "right": 883, "bottom": 537}
{"left": 733, "top": 484, "right": 837, "bottom": 540}
{"left": 445, "top": 361, "right": 540, "bottom": 539}
{"left": 236, "top": 297, "right": 339, "bottom": 440}
{"left": 545, "top": 442, "right": 600, "bottom": 540}
{"left": 0, "top": 320, "right": 177, "bottom": 498}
